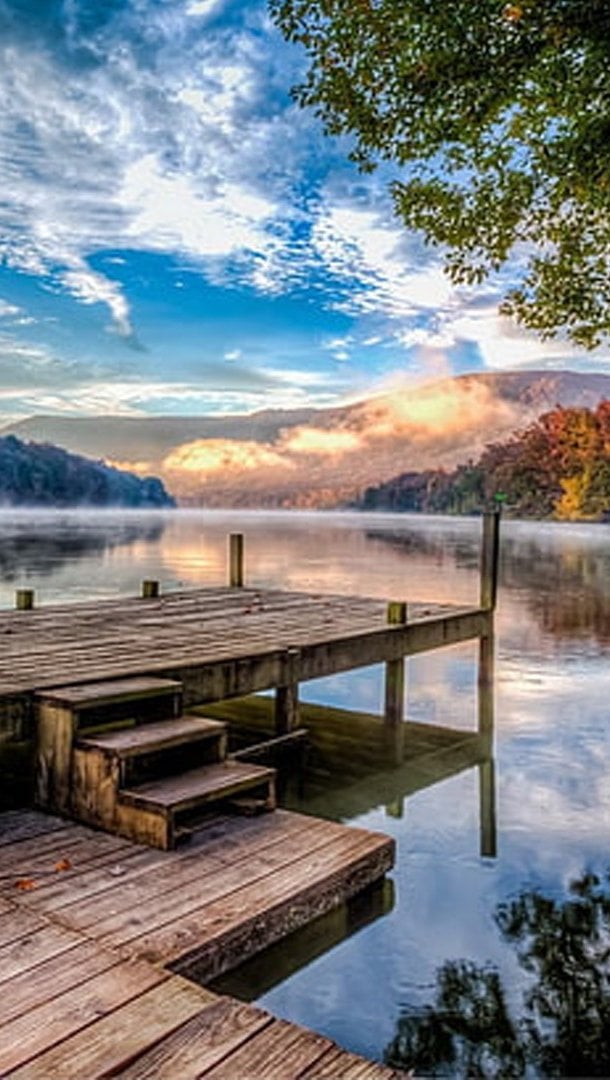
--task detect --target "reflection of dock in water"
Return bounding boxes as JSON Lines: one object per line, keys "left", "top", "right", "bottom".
{"left": 202, "top": 686, "right": 497, "bottom": 860}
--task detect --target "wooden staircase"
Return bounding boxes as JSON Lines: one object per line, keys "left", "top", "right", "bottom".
{"left": 34, "top": 677, "right": 276, "bottom": 850}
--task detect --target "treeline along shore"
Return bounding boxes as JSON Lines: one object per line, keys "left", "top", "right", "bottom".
{"left": 0, "top": 435, "right": 174, "bottom": 508}
{"left": 356, "top": 402, "right": 610, "bottom": 522}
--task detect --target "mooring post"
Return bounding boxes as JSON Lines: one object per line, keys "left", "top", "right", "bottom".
{"left": 480, "top": 508, "right": 501, "bottom": 611}
{"left": 141, "top": 580, "right": 160, "bottom": 599}
{"left": 15, "top": 589, "right": 34, "bottom": 611}
{"left": 384, "top": 601, "right": 407, "bottom": 726}
{"left": 229, "top": 533, "right": 244, "bottom": 588}
{"left": 275, "top": 646, "right": 300, "bottom": 735}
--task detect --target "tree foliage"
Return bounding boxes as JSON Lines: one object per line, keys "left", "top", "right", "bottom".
{"left": 358, "top": 400, "right": 610, "bottom": 520}
{"left": 0, "top": 435, "right": 174, "bottom": 508}
{"left": 271, "top": 0, "right": 610, "bottom": 346}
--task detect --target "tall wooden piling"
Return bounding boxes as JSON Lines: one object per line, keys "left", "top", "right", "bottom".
{"left": 480, "top": 509, "right": 501, "bottom": 611}
{"left": 384, "top": 601, "right": 407, "bottom": 726}
{"left": 229, "top": 533, "right": 244, "bottom": 588}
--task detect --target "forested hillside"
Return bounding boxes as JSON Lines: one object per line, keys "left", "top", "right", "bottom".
{"left": 358, "top": 403, "right": 610, "bottom": 521}
{"left": 0, "top": 436, "right": 174, "bottom": 508}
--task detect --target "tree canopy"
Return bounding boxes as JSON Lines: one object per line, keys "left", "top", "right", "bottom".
{"left": 271, "top": 0, "right": 610, "bottom": 347}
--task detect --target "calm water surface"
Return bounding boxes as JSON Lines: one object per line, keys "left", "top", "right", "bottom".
{"left": 2, "top": 509, "right": 609, "bottom": 1076}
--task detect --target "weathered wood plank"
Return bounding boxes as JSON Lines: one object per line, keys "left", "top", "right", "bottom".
{"left": 60, "top": 817, "right": 346, "bottom": 937}
{"left": 7, "top": 978, "right": 215, "bottom": 1080}
{"left": 0, "top": 940, "right": 119, "bottom": 1024}
{"left": 0, "top": 925, "right": 84, "bottom": 986}
{"left": 150, "top": 832, "right": 395, "bottom": 976}
{"left": 201, "top": 1016, "right": 336, "bottom": 1079}
{"left": 0, "top": 958, "right": 166, "bottom": 1073}
{"left": 120, "top": 997, "right": 272, "bottom": 1079}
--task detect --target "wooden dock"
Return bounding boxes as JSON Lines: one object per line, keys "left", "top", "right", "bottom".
{"left": 0, "top": 518, "right": 499, "bottom": 1075}
{"left": 0, "top": 808, "right": 399, "bottom": 1077}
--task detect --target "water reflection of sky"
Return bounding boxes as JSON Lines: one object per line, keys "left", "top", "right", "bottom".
{"left": 0, "top": 509, "right": 608, "bottom": 1071}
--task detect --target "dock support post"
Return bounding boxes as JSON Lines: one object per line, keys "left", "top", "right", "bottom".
{"left": 275, "top": 647, "right": 300, "bottom": 735}
{"left": 15, "top": 589, "right": 34, "bottom": 611}
{"left": 478, "top": 625, "right": 497, "bottom": 857}
{"left": 141, "top": 580, "right": 160, "bottom": 599}
{"left": 384, "top": 602, "right": 407, "bottom": 726}
{"left": 480, "top": 509, "right": 501, "bottom": 611}
{"left": 229, "top": 533, "right": 244, "bottom": 588}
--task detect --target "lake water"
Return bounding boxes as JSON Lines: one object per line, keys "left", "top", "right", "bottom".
{"left": 2, "top": 509, "right": 609, "bottom": 1076}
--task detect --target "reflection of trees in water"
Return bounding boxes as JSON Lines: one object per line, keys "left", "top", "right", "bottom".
{"left": 384, "top": 871, "right": 610, "bottom": 1077}
{"left": 369, "top": 526, "right": 610, "bottom": 644}
{"left": 0, "top": 518, "right": 166, "bottom": 580}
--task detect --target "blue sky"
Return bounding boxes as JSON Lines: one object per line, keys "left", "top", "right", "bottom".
{"left": 0, "top": 0, "right": 607, "bottom": 420}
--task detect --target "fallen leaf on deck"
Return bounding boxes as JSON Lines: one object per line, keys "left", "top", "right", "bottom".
{"left": 54, "top": 858, "right": 72, "bottom": 872}
{"left": 15, "top": 878, "right": 37, "bottom": 891}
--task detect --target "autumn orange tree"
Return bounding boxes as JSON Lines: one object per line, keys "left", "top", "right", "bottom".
{"left": 271, "top": 0, "right": 610, "bottom": 347}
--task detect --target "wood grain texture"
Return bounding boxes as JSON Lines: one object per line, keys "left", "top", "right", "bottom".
{"left": 0, "top": 587, "right": 487, "bottom": 706}
{"left": 0, "top": 808, "right": 402, "bottom": 1080}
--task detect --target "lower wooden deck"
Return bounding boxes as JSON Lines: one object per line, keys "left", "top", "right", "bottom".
{"left": 0, "top": 808, "right": 400, "bottom": 1078}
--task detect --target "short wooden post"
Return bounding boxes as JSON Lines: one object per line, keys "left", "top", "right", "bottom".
{"left": 141, "top": 580, "right": 160, "bottom": 599}
{"left": 229, "top": 533, "right": 244, "bottom": 588}
{"left": 275, "top": 646, "right": 300, "bottom": 735}
{"left": 15, "top": 589, "right": 34, "bottom": 611}
{"left": 480, "top": 509, "right": 501, "bottom": 611}
{"left": 384, "top": 601, "right": 407, "bottom": 726}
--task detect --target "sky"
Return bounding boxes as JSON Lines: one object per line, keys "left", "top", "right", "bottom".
{"left": 0, "top": 0, "right": 608, "bottom": 422}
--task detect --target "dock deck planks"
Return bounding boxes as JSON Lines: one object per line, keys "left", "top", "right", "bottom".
{"left": 0, "top": 586, "right": 488, "bottom": 704}
{"left": 0, "top": 808, "right": 402, "bottom": 1077}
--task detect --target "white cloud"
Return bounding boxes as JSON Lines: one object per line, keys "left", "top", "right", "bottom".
{"left": 185, "top": 0, "right": 224, "bottom": 17}
{"left": 0, "top": 300, "right": 22, "bottom": 319}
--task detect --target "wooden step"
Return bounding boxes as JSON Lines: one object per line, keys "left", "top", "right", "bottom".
{"left": 120, "top": 762, "right": 276, "bottom": 816}
{"left": 36, "top": 677, "right": 183, "bottom": 739}
{"left": 76, "top": 716, "right": 226, "bottom": 759}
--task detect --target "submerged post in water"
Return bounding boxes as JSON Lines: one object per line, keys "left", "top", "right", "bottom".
{"left": 229, "top": 533, "right": 244, "bottom": 588}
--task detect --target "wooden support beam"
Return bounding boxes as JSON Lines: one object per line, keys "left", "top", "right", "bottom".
{"left": 275, "top": 646, "right": 300, "bottom": 735}
{"left": 141, "top": 580, "right": 160, "bottom": 600}
{"left": 229, "top": 533, "right": 244, "bottom": 588}
{"left": 15, "top": 589, "right": 34, "bottom": 611}
{"left": 384, "top": 602, "right": 407, "bottom": 727}
{"left": 480, "top": 509, "right": 501, "bottom": 611}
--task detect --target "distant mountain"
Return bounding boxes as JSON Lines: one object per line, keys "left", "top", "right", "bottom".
{"left": 0, "top": 435, "right": 174, "bottom": 508}
{"left": 4, "top": 370, "right": 610, "bottom": 507}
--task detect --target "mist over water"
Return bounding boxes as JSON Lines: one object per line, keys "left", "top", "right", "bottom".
{"left": 1, "top": 508, "right": 609, "bottom": 1074}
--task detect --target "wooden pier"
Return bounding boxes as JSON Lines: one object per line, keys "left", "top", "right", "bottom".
{"left": 0, "top": 809, "right": 399, "bottom": 1077}
{"left": 0, "top": 515, "right": 499, "bottom": 1076}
